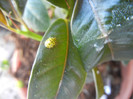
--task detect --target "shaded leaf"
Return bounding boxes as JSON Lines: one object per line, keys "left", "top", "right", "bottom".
{"left": 23, "top": 0, "right": 50, "bottom": 32}
{"left": 71, "top": 0, "right": 133, "bottom": 70}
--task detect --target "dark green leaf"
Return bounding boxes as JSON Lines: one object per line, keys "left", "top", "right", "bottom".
{"left": 23, "top": 0, "right": 50, "bottom": 32}
{"left": 71, "top": 0, "right": 133, "bottom": 70}
{"left": 28, "top": 19, "right": 86, "bottom": 99}
{"left": 28, "top": 19, "right": 68, "bottom": 99}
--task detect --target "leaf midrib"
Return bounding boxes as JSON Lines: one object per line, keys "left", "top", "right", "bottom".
{"left": 89, "top": 0, "right": 114, "bottom": 59}
{"left": 55, "top": 20, "right": 69, "bottom": 99}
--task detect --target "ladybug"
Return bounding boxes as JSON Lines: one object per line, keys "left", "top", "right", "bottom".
{"left": 44, "top": 37, "right": 56, "bottom": 48}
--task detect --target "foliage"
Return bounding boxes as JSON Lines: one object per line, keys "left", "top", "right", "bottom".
{"left": 0, "top": 0, "right": 133, "bottom": 99}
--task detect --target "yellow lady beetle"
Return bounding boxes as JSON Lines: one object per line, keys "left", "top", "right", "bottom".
{"left": 44, "top": 37, "right": 56, "bottom": 48}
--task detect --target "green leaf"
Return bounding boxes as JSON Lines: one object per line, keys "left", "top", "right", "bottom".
{"left": 92, "top": 67, "right": 104, "bottom": 99}
{"left": 23, "top": 0, "right": 50, "bottom": 32}
{"left": 28, "top": 19, "right": 68, "bottom": 99}
{"left": 71, "top": 0, "right": 133, "bottom": 70}
{"left": 28, "top": 19, "right": 86, "bottom": 99}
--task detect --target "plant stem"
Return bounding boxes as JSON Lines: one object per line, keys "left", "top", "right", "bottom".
{"left": 5, "top": 26, "right": 42, "bottom": 41}
{"left": 16, "top": 29, "right": 42, "bottom": 41}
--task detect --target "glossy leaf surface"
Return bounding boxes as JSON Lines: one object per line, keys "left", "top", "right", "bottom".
{"left": 28, "top": 19, "right": 86, "bottom": 99}
{"left": 71, "top": 0, "right": 133, "bottom": 70}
